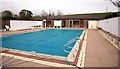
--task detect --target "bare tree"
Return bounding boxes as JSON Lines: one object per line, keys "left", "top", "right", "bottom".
{"left": 48, "top": 10, "right": 55, "bottom": 16}
{"left": 56, "top": 10, "right": 63, "bottom": 16}
{"left": 67, "top": 13, "right": 71, "bottom": 15}
{"left": 51, "top": 11, "right": 55, "bottom": 16}
{"left": 105, "top": 0, "right": 120, "bottom": 8}
{"left": 110, "top": 0, "right": 120, "bottom": 8}
{"left": 40, "top": 10, "right": 48, "bottom": 17}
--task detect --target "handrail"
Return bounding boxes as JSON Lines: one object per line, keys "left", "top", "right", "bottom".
{"left": 68, "top": 37, "right": 79, "bottom": 43}
{"left": 67, "top": 37, "right": 80, "bottom": 49}
{"left": 67, "top": 40, "right": 78, "bottom": 48}
{"left": 63, "top": 40, "right": 76, "bottom": 53}
{"left": 63, "top": 37, "right": 81, "bottom": 53}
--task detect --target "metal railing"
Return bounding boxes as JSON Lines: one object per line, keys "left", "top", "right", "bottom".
{"left": 63, "top": 37, "right": 81, "bottom": 53}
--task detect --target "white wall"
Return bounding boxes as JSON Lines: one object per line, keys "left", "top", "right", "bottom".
{"left": 98, "top": 17, "right": 119, "bottom": 37}
{"left": 88, "top": 21, "right": 98, "bottom": 29}
{"left": 10, "top": 20, "right": 43, "bottom": 30}
{"left": 36, "top": 21, "right": 43, "bottom": 26}
{"left": 54, "top": 20, "right": 62, "bottom": 26}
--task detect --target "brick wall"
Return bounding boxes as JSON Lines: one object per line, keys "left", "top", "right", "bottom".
{"left": 65, "top": 20, "right": 69, "bottom": 27}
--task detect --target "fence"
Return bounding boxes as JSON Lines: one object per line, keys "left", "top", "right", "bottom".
{"left": 10, "top": 20, "right": 43, "bottom": 30}
{"left": 98, "top": 17, "right": 120, "bottom": 47}
{"left": 98, "top": 17, "right": 119, "bottom": 37}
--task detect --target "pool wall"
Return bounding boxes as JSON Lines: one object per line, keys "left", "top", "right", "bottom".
{"left": 67, "top": 30, "right": 85, "bottom": 62}
{"left": 1, "top": 47, "right": 67, "bottom": 61}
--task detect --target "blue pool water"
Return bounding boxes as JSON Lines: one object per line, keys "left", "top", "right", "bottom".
{"left": 2, "top": 29, "right": 84, "bottom": 57}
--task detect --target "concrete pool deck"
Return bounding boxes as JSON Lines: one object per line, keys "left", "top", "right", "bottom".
{"left": 1, "top": 53, "right": 74, "bottom": 68}
{"left": 0, "top": 28, "right": 50, "bottom": 36}
{"left": 84, "top": 29, "right": 118, "bottom": 68}
{"left": 1, "top": 56, "right": 52, "bottom": 67}
{"left": 0, "top": 28, "right": 119, "bottom": 68}
{"left": 0, "top": 27, "right": 84, "bottom": 36}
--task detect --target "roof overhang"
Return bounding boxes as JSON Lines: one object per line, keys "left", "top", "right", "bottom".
{"left": 47, "top": 15, "right": 101, "bottom": 20}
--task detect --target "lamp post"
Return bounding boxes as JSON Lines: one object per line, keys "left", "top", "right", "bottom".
{"left": 106, "top": 6, "right": 108, "bottom": 12}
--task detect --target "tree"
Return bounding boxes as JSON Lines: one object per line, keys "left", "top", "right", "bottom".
{"left": 56, "top": 10, "right": 63, "bottom": 16}
{"left": 105, "top": 0, "right": 120, "bottom": 8}
{"left": 19, "top": 9, "right": 26, "bottom": 19}
{"left": 26, "top": 10, "right": 33, "bottom": 18}
{"left": 19, "top": 9, "right": 33, "bottom": 19}
{"left": 51, "top": 11, "right": 55, "bottom": 16}
{"left": 48, "top": 10, "right": 55, "bottom": 16}
{"left": 109, "top": 0, "right": 120, "bottom": 8}
{"left": 112, "top": 12, "right": 119, "bottom": 16}
{"left": 104, "top": 12, "right": 119, "bottom": 19}
{"left": 40, "top": 10, "right": 48, "bottom": 17}
{"left": 13, "top": 14, "right": 18, "bottom": 18}
{"left": 2, "top": 10, "right": 13, "bottom": 20}
{"left": 105, "top": 14, "right": 112, "bottom": 19}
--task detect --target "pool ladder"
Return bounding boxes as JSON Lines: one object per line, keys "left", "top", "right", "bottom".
{"left": 63, "top": 37, "right": 81, "bottom": 53}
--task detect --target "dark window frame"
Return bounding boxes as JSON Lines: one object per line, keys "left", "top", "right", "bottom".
{"left": 81, "top": 20, "right": 83, "bottom": 25}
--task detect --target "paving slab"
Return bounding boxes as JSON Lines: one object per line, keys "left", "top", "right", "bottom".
{"left": 1, "top": 56, "right": 52, "bottom": 67}
{"left": 1, "top": 56, "right": 76, "bottom": 69}
{"left": 84, "top": 29, "right": 118, "bottom": 68}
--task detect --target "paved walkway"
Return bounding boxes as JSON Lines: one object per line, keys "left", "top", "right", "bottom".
{"left": 0, "top": 27, "right": 84, "bottom": 36}
{"left": 84, "top": 29, "right": 118, "bottom": 68}
{"left": 0, "top": 28, "right": 50, "bottom": 36}
{"left": 1, "top": 56, "right": 52, "bottom": 67}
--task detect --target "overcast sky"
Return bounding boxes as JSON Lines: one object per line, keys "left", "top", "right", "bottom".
{"left": 1, "top": 0, "right": 119, "bottom": 16}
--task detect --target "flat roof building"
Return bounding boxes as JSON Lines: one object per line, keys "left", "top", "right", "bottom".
{"left": 46, "top": 15, "right": 101, "bottom": 28}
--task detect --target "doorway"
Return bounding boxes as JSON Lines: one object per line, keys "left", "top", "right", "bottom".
{"left": 73, "top": 21, "right": 79, "bottom": 27}
{"left": 62, "top": 20, "right": 66, "bottom": 27}
{"left": 46, "top": 21, "right": 51, "bottom": 27}
{"left": 70, "top": 21, "right": 72, "bottom": 27}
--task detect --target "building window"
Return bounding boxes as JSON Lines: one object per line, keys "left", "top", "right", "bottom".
{"left": 81, "top": 20, "right": 83, "bottom": 25}
{"left": 73, "top": 21, "right": 79, "bottom": 24}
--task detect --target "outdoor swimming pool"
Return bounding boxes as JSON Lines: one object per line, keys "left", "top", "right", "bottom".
{"left": 2, "top": 29, "right": 84, "bottom": 57}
